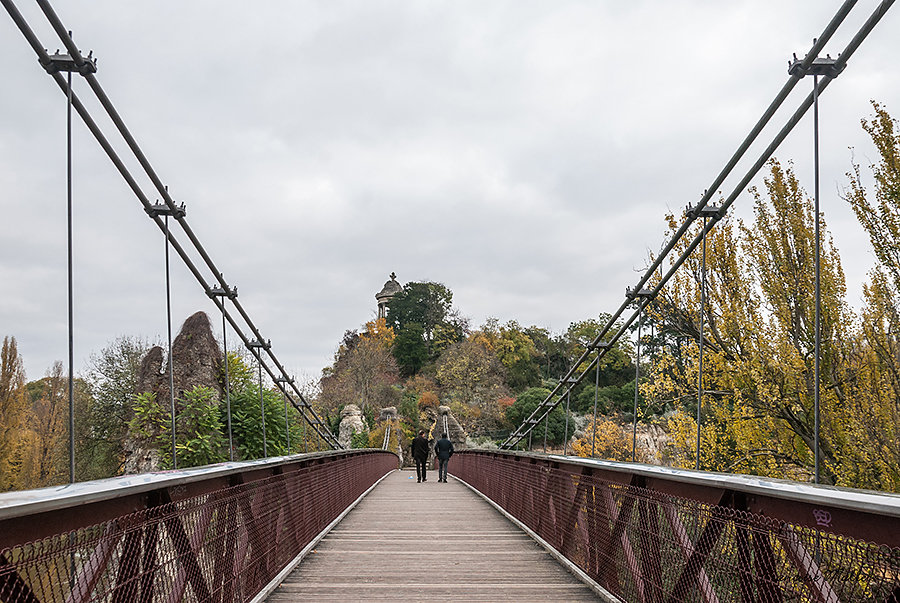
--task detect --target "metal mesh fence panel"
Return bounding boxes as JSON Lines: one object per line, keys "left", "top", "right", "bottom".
{"left": 0, "top": 451, "right": 397, "bottom": 602}
{"left": 453, "top": 451, "right": 900, "bottom": 603}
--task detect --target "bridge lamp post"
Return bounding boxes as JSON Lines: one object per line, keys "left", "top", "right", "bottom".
{"left": 788, "top": 52, "right": 842, "bottom": 485}
{"left": 41, "top": 42, "right": 97, "bottom": 484}
{"left": 686, "top": 202, "right": 722, "bottom": 472}
{"left": 146, "top": 200, "right": 186, "bottom": 470}
{"left": 247, "top": 339, "right": 271, "bottom": 458}
{"left": 274, "top": 376, "right": 294, "bottom": 453}
{"left": 626, "top": 286, "right": 655, "bottom": 463}
{"left": 207, "top": 284, "right": 238, "bottom": 461}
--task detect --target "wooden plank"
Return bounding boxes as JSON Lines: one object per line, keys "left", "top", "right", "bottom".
{"left": 267, "top": 470, "right": 603, "bottom": 602}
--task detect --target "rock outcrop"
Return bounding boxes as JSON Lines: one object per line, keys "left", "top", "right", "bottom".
{"left": 635, "top": 421, "right": 671, "bottom": 464}
{"left": 338, "top": 404, "right": 369, "bottom": 449}
{"left": 125, "top": 311, "right": 224, "bottom": 474}
{"left": 135, "top": 311, "right": 223, "bottom": 404}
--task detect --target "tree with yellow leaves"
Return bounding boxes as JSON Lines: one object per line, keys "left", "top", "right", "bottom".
{"left": 319, "top": 318, "right": 401, "bottom": 417}
{"left": 22, "top": 361, "right": 69, "bottom": 487}
{"left": 571, "top": 418, "right": 630, "bottom": 461}
{"left": 842, "top": 101, "right": 900, "bottom": 490}
{"left": 435, "top": 337, "right": 509, "bottom": 433}
{"left": 474, "top": 318, "right": 542, "bottom": 392}
{"left": 0, "top": 337, "right": 29, "bottom": 491}
{"left": 647, "top": 160, "right": 850, "bottom": 484}
{"left": 361, "top": 316, "right": 396, "bottom": 349}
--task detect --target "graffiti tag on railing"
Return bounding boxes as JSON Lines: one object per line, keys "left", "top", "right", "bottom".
{"left": 812, "top": 508, "right": 832, "bottom": 528}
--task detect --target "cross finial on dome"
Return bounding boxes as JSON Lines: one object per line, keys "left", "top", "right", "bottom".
{"left": 390, "top": 271, "right": 397, "bottom": 280}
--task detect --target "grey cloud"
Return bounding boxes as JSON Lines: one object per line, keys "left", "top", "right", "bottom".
{"left": 2, "top": 1, "right": 898, "bottom": 381}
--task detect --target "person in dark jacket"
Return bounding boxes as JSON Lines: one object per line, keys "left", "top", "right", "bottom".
{"left": 411, "top": 430, "right": 430, "bottom": 483}
{"left": 434, "top": 432, "right": 454, "bottom": 483}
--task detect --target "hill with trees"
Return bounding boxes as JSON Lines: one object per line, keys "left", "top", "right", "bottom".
{"left": 2, "top": 102, "right": 899, "bottom": 493}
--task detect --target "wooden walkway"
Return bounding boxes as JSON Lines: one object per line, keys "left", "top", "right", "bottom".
{"left": 266, "top": 469, "right": 602, "bottom": 602}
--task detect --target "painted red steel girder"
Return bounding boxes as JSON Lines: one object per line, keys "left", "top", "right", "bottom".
{"left": 452, "top": 451, "right": 900, "bottom": 603}
{"left": 0, "top": 450, "right": 398, "bottom": 602}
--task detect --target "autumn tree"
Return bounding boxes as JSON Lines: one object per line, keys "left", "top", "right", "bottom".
{"left": 435, "top": 337, "right": 509, "bottom": 433}
{"left": 647, "top": 161, "right": 850, "bottom": 483}
{"left": 847, "top": 102, "right": 900, "bottom": 297}
{"left": 0, "top": 337, "right": 28, "bottom": 491}
{"left": 742, "top": 160, "right": 850, "bottom": 482}
{"left": 473, "top": 319, "right": 542, "bottom": 392}
{"left": 343, "top": 338, "right": 400, "bottom": 415}
{"left": 842, "top": 101, "right": 900, "bottom": 489}
{"left": 318, "top": 318, "right": 400, "bottom": 419}
{"left": 571, "top": 418, "right": 630, "bottom": 461}
{"left": 22, "top": 362, "right": 69, "bottom": 487}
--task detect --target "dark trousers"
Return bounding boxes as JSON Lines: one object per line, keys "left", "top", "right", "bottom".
{"left": 414, "top": 457, "right": 427, "bottom": 481}
{"left": 438, "top": 457, "right": 449, "bottom": 481}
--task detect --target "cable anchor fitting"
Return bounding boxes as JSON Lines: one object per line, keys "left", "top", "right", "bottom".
{"left": 589, "top": 340, "right": 612, "bottom": 352}
{"left": 788, "top": 54, "right": 843, "bottom": 79}
{"left": 40, "top": 49, "right": 97, "bottom": 76}
{"left": 626, "top": 286, "right": 656, "bottom": 301}
{"left": 208, "top": 285, "right": 238, "bottom": 300}
{"left": 146, "top": 201, "right": 186, "bottom": 219}
{"left": 247, "top": 339, "right": 271, "bottom": 351}
{"left": 685, "top": 202, "right": 724, "bottom": 221}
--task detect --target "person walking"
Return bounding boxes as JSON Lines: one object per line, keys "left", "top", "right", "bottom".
{"left": 434, "top": 432, "right": 454, "bottom": 483}
{"left": 411, "top": 430, "right": 430, "bottom": 483}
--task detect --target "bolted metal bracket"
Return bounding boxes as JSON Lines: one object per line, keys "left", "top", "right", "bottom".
{"left": 788, "top": 54, "right": 844, "bottom": 79}
{"left": 626, "top": 286, "right": 655, "bottom": 300}
{"left": 247, "top": 339, "right": 271, "bottom": 351}
{"left": 274, "top": 376, "right": 294, "bottom": 385}
{"left": 207, "top": 285, "right": 238, "bottom": 300}
{"left": 146, "top": 201, "right": 186, "bottom": 219}
{"left": 40, "top": 50, "right": 97, "bottom": 76}
{"left": 685, "top": 202, "right": 723, "bottom": 220}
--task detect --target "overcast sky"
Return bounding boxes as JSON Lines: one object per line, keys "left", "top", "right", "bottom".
{"left": 1, "top": 1, "right": 898, "bottom": 386}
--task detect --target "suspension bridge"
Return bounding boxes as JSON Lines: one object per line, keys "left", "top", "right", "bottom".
{"left": 2, "top": 1, "right": 900, "bottom": 601}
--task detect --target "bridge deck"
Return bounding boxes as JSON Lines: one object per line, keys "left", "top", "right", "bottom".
{"left": 267, "top": 468, "right": 601, "bottom": 601}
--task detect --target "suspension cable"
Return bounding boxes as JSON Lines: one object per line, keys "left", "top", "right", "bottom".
{"left": 2, "top": 0, "right": 342, "bottom": 450}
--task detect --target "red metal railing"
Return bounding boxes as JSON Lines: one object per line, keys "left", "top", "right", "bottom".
{"left": 0, "top": 450, "right": 397, "bottom": 602}
{"left": 453, "top": 450, "right": 900, "bottom": 603}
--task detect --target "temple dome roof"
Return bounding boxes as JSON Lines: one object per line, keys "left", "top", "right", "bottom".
{"left": 376, "top": 272, "right": 402, "bottom": 301}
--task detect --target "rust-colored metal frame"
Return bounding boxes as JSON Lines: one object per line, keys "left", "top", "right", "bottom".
{"left": 453, "top": 451, "right": 900, "bottom": 603}
{"left": 0, "top": 450, "right": 398, "bottom": 602}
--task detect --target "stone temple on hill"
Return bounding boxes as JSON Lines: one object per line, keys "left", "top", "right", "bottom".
{"left": 375, "top": 272, "right": 402, "bottom": 318}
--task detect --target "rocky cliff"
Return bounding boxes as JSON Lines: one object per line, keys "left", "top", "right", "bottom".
{"left": 124, "top": 311, "right": 224, "bottom": 473}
